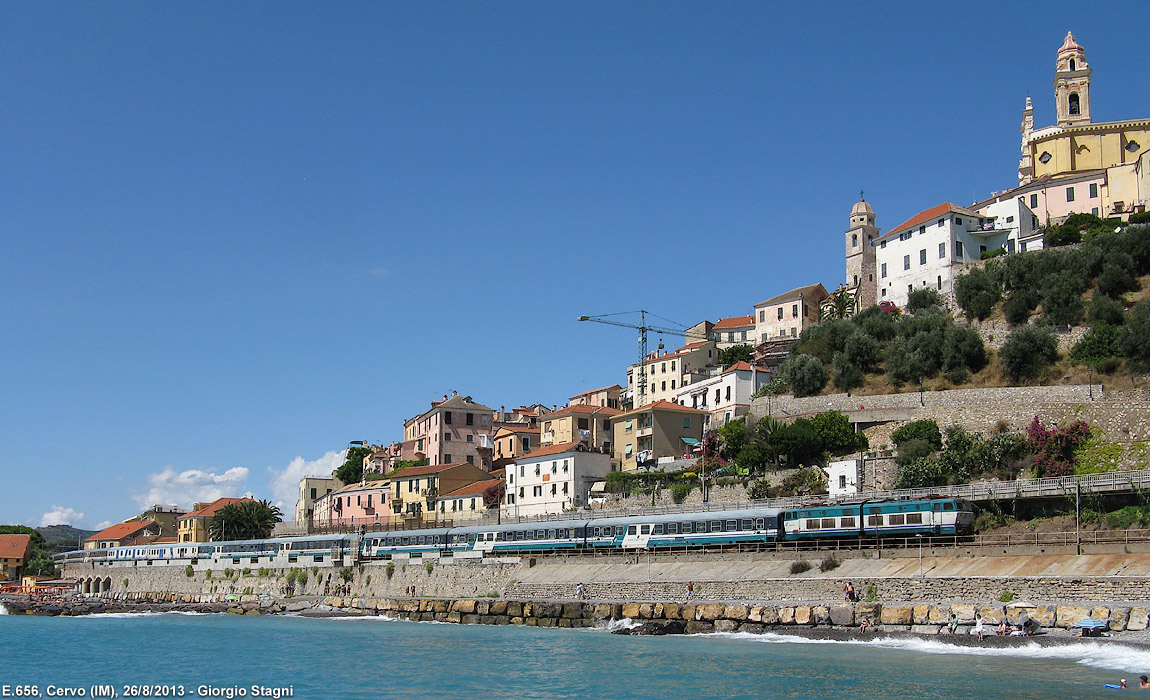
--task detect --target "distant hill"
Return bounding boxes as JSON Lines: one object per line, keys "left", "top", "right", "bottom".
{"left": 38, "top": 524, "right": 96, "bottom": 544}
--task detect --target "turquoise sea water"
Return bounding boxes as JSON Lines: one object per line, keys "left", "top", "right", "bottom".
{"left": 2, "top": 608, "right": 1148, "bottom": 699}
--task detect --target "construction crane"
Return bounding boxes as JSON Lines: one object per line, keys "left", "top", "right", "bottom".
{"left": 577, "top": 310, "right": 710, "bottom": 408}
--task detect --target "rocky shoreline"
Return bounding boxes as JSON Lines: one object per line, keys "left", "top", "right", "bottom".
{"left": 6, "top": 592, "right": 1149, "bottom": 647}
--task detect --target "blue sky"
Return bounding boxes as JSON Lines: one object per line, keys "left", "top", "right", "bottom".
{"left": 4, "top": 2, "right": 1148, "bottom": 530}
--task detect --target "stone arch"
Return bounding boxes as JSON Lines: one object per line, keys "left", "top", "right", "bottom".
{"left": 1069, "top": 92, "right": 1080, "bottom": 115}
{"left": 82, "top": 578, "right": 92, "bottom": 594}
{"left": 103, "top": 577, "right": 112, "bottom": 594}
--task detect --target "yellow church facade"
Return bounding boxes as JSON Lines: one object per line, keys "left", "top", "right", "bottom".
{"left": 1018, "top": 32, "right": 1148, "bottom": 219}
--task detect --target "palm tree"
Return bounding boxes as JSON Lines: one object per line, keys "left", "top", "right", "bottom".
{"left": 209, "top": 499, "right": 283, "bottom": 541}
{"left": 821, "top": 288, "right": 857, "bottom": 320}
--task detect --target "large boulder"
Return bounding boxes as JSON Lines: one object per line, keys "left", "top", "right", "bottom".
{"left": 879, "top": 605, "right": 913, "bottom": 626}
{"left": 1127, "top": 608, "right": 1148, "bottom": 631}
{"left": 1056, "top": 605, "right": 1092, "bottom": 629}
{"left": 829, "top": 605, "right": 854, "bottom": 627}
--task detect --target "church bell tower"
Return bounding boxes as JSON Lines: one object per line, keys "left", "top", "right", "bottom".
{"left": 845, "top": 194, "right": 878, "bottom": 309}
{"left": 1054, "top": 31, "right": 1092, "bottom": 127}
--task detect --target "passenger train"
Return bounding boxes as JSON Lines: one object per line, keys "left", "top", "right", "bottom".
{"left": 56, "top": 498, "right": 974, "bottom": 570}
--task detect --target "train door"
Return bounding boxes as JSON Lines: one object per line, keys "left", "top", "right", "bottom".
{"left": 621, "top": 523, "right": 653, "bottom": 549}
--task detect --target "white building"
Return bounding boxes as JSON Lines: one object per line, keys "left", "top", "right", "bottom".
{"left": 875, "top": 202, "right": 1022, "bottom": 308}
{"left": 503, "top": 442, "right": 612, "bottom": 519}
{"left": 828, "top": 459, "right": 862, "bottom": 499}
{"left": 675, "top": 361, "right": 772, "bottom": 429}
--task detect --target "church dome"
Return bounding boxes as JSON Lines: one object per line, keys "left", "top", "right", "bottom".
{"left": 1059, "top": 31, "right": 1082, "bottom": 54}
{"left": 851, "top": 199, "right": 874, "bottom": 217}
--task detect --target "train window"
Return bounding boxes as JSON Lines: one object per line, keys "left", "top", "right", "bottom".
{"left": 867, "top": 515, "right": 882, "bottom": 526}
{"left": 667, "top": 523, "right": 678, "bottom": 534}
{"left": 806, "top": 519, "right": 821, "bottom": 529}
{"left": 821, "top": 518, "right": 835, "bottom": 529}
{"left": 401, "top": 537, "right": 410, "bottom": 545}
{"left": 681, "top": 523, "right": 691, "bottom": 534}
{"left": 615, "top": 526, "right": 624, "bottom": 537}
{"left": 944, "top": 503, "right": 955, "bottom": 511}
{"left": 907, "top": 513, "right": 923, "bottom": 524}
{"left": 416, "top": 536, "right": 424, "bottom": 544}
{"left": 627, "top": 526, "right": 637, "bottom": 535}
{"left": 314, "top": 555, "right": 324, "bottom": 562}
{"left": 576, "top": 528, "right": 585, "bottom": 538}
{"left": 547, "top": 530, "right": 556, "bottom": 539}
{"left": 725, "top": 520, "right": 736, "bottom": 531}
{"left": 740, "top": 519, "right": 752, "bottom": 530}
{"left": 889, "top": 514, "right": 905, "bottom": 525}
{"left": 641, "top": 525, "right": 650, "bottom": 535}
{"left": 468, "top": 534, "right": 476, "bottom": 542}
{"left": 868, "top": 507, "right": 881, "bottom": 515}
{"left": 517, "top": 531, "right": 526, "bottom": 540}
{"left": 840, "top": 517, "right": 856, "bottom": 528}
{"left": 710, "top": 521, "right": 722, "bottom": 533}
{"left": 497, "top": 532, "right": 506, "bottom": 541}
{"left": 651, "top": 524, "right": 662, "bottom": 535}
{"left": 933, "top": 503, "right": 941, "bottom": 511}
{"left": 756, "top": 519, "right": 766, "bottom": 530}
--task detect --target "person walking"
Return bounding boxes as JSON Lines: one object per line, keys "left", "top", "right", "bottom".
{"left": 686, "top": 581, "right": 695, "bottom": 601}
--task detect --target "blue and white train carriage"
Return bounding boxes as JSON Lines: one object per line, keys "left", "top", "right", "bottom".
{"left": 781, "top": 498, "right": 974, "bottom": 540}
{"left": 587, "top": 508, "right": 780, "bottom": 550}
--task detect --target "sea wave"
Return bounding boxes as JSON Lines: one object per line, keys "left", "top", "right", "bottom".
{"left": 0, "top": 602, "right": 8, "bottom": 615}
{"left": 72, "top": 610, "right": 225, "bottom": 619}
{"left": 712, "top": 631, "right": 1150, "bottom": 672}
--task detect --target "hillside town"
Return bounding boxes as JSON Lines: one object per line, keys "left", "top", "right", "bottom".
{"left": 38, "top": 31, "right": 1150, "bottom": 560}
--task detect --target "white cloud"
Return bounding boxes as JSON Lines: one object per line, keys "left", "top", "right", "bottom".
{"left": 267, "top": 450, "right": 346, "bottom": 517}
{"left": 132, "top": 466, "right": 250, "bottom": 510}
{"left": 40, "top": 506, "right": 85, "bottom": 527}
{"left": 93, "top": 520, "right": 113, "bottom": 530}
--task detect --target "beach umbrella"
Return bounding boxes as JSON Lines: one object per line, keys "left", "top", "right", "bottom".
{"left": 1074, "top": 618, "right": 1107, "bottom": 629}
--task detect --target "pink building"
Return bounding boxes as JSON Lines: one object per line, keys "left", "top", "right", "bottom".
{"left": 313, "top": 482, "right": 391, "bottom": 529}
{"left": 402, "top": 392, "right": 495, "bottom": 470}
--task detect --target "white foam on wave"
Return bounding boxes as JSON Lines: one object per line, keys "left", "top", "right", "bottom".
{"left": 601, "top": 617, "right": 640, "bottom": 633}
{"left": 709, "top": 631, "right": 1150, "bottom": 672}
{"left": 72, "top": 610, "right": 222, "bottom": 619}
{"left": 0, "top": 602, "right": 8, "bottom": 615}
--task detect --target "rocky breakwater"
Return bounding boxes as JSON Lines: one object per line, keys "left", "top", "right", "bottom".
{"left": 0, "top": 592, "right": 313, "bottom": 617}
{"left": 320, "top": 596, "right": 1150, "bottom": 637}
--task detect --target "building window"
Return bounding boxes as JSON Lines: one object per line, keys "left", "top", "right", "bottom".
{"left": 578, "top": 417, "right": 589, "bottom": 430}
{"left": 758, "top": 310, "right": 764, "bottom": 322}
{"left": 777, "top": 308, "right": 783, "bottom": 320}
{"left": 852, "top": 234, "right": 858, "bottom": 247}
{"left": 881, "top": 262, "right": 887, "bottom": 278}
{"left": 955, "top": 217, "right": 962, "bottom": 226}
{"left": 955, "top": 241, "right": 964, "bottom": 258}
{"left": 466, "top": 455, "right": 474, "bottom": 464}
{"left": 444, "top": 433, "right": 451, "bottom": 442}
{"left": 919, "top": 225, "right": 926, "bottom": 235}
{"left": 839, "top": 475, "right": 846, "bottom": 490}
{"left": 683, "top": 417, "right": 691, "bottom": 429}
{"left": 903, "top": 255, "right": 910, "bottom": 270}
{"left": 937, "top": 276, "right": 942, "bottom": 290}
{"left": 1068, "top": 92, "right": 1080, "bottom": 115}
{"left": 1030, "top": 193, "right": 1039, "bottom": 208}
{"left": 444, "top": 453, "right": 452, "bottom": 463}
{"left": 466, "top": 434, "right": 473, "bottom": 442}
{"left": 919, "top": 249, "right": 927, "bottom": 265}
{"left": 444, "top": 411, "right": 452, "bottom": 424}
{"left": 1089, "top": 183, "right": 1098, "bottom": 198}
{"left": 1066, "top": 187, "right": 1075, "bottom": 202}
{"left": 670, "top": 380, "right": 676, "bottom": 389}
{"left": 938, "top": 242, "right": 946, "bottom": 259}
{"left": 938, "top": 219, "right": 944, "bottom": 227}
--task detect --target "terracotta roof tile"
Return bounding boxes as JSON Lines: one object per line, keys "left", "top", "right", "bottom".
{"left": 617, "top": 400, "right": 708, "bottom": 416}
{"left": 876, "top": 202, "right": 982, "bottom": 242}
{"left": 545, "top": 404, "right": 623, "bottom": 418}
{"left": 86, "top": 521, "right": 157, "bottom": 542}
{"left": 0, "top": 534, "right": 31, "bottom": 560}
{"left": 712, "top": 316, "right": 755, "bottom": 329}
{"left": 179, "top": 498, "right": 252, "bottom": 520}
{"left": 569, "top": 384, "right": 622, "bottom": 398}
{"left": 755, "top": 283, "right": 828, "bottom": 308}
{"left": 516, "top": 441, "right": 586, "bottom": 461}
{"left": 439, "top": 478, "right": 503, "bottom": 499}
{"left": 390, "top": 462, "right": 481, "bottom": 479}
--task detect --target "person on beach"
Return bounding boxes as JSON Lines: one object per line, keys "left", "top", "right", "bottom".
{"left": 858, "top": 616, "right": 871, "bottom": 633}
{"left": 843, "top": 581, "right": 855, "bottom": 602}
{"left": 576, "top": 583, "right": 585, "bottom": 600}
{"left": 686, "top": 581, "right": 694, "bottom": 601}
{"left": 997, "top": 620, "right": 1007, "bottom": 636}
{"left": 947, "top": 613, "right": 959, "bottom": 635}
{"left": 973, "top": 614, "right": 985, "bottom": 641}
{"left": 1140, "top": 676, "right": 1149, "bottom": 689}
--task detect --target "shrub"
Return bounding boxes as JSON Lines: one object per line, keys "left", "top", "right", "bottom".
{"left": 941, "top": 324, "right": 987, "bottom": 374}
{"left": 339, "top": 566, "right": 354, "bottom": 583}
{"left": 670, "top": 482, "right": 692, "bottom": 504}
{"left": 777, "top": 467, "right": 828, "bottom": 496}
{"left": 1096, "top": 252, "right": 1139, "bottom": 298}
{"left": 1120, "top": 303, "right": 1150, "bottom": 368}
{"left": 893, "top": 457, "right": 947, "bottom": 489}
{"left": 385, "top": 562, "right": 395, "bottom": 579}
{"left": 790, "top": 560, "right": 812, "bottom": 574}
{"left": 746, "top": 478, "right": 773, "bottom": 500}
{"left": 1003, "top": 289, "right": 1038, "bottom": 324}
{"left": 780, "top": 354, "right": 827, "bottom": 397}
{"left": 999, "top": 590, "right": 1015, "bottom": 603}
{"left": 1089, "top": 294, "right": 1126, "bottom": 326}
{"left": 843, "top": 332, "right": 881, "bottom": 372}
{"left": 896, "top": 438, "right": 936, "bottom": 466}
{"left": 185, "top": 565, "right": 194, "bottom": 578}
{"left": 853, "top": 305, "right": 898, "bottom": 342}
{"left": 832, "top": 353, "right": 865, "bottom": 392}
{"left": 980, "top": 247, "right": 1007, "bottom": 260}
{"left": 424, "top": 561, "right": 435, "bottom": 575}
{"left": 999, "top": 325, "right": 1058, "bottom": 381}
{"left": 1069, "top": 323, "right": 1123, "bottom": 369}
{"left": 365, "top": 575, "right": 371, "bottom": 587}
{"left": 223, "top": 568, "right": 233, "bottom": 579}
{"left": 1040, "top": 271, "right": 1086, "bottom": 327}
{"left": 863, "top": 584, "right": 878, "bottom": 602}
{"left": 1046, "top": 223, "right": 1081, "bottom": 247}
{"left": 1026, "top": 416, "right": 1090, "bottom": 477}
{"left": 954, "top": 266, "right": 1002, "bottom": 320}
{"left": 892, "top": 419, "right": 942, "bottom": 449}
{"left": 906, "top": 288, "right": 942, "bottom": 313}
{"left": 1129, "top": 212, "right": 1150, "bottom": 224}
{"left": 819, "top": 555, "right": 841, "bottom": 572}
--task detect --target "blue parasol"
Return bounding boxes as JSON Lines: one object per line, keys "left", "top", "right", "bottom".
{"left": 1075, "top": 618, "right": 1108, "bottom": 629}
